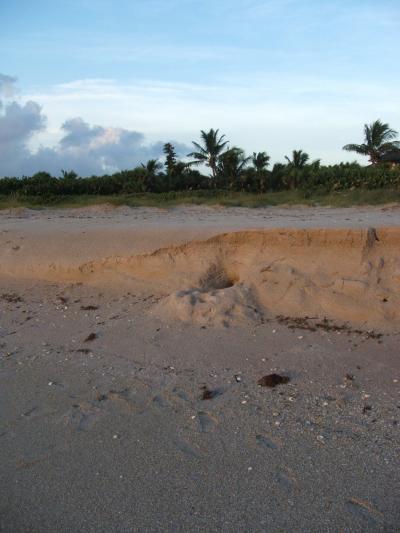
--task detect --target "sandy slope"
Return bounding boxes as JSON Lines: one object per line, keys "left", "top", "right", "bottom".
{"left": 1, "top": 206, "right": 400, "bottom": 330}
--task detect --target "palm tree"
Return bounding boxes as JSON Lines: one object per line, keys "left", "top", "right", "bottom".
{"left": 163, "top": 143, "right": 178, "bottom": 175}
{"left": 61, "top": 169, "right": 78, "bottom": 180}
{"left": 217, "top": 147, "right": 251, "bottom": 189}
{"left": 141, "top": 159, "right": 162, "bottom": 174}
{"left": 188, "top": 129, "right": 229, "bottom": 178}
{"left": 252, "top": 151, "right": 270, "bottom": 172}
{"left": 250, "top": 152, "right": 271, "bottom": 192}
{"left": 139, "top": 159, "right": 163, "bottom": 193}
{"left": 343, "top": 120, "right": 400, "bottom": 164}
{"left": 285, "top": 150, "right": 310, "bottom": 169}
{"left": 284, "top": 150, "right": 321, "bottom": 189}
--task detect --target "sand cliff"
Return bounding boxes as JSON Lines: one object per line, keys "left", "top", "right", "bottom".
{"left": 1, "top": 220, "right": 399, "bottom": 330}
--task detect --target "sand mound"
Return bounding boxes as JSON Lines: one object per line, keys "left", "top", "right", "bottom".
{"left": 155, "top": 284, "right": 261, "bottom": 327}
{"left": 1, "top": 226, "right": 400, "bottom": 330}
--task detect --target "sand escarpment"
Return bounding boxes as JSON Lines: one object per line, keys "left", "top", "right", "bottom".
{"left": 1, "top": 226, "right": 399, "bottom": 330}
{"left": 148, "top": 227, "right": 400, "bottom": 330}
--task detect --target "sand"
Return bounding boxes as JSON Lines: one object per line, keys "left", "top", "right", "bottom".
{"left": 1, "top": 205, "right": 400, "bottom": 330}
{"left": 1, "top": 205, "right": 399, "bottom": 531}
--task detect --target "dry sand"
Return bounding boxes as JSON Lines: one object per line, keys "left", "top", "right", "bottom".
{"left": 1, "top": 205, "right": 399, "bottom": 531}
{"left": 1, "top": 204, "right": 400, "bottom": 330}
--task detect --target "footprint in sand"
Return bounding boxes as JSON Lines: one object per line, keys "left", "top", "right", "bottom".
{"left": 63, "top": 402, "right": 101, "bottom": 431}
{"left": 152, "top": 394, "right": 170, "bottom": 408}
{"left": 197, "top": 411, "right": 218, "bottom": 433}
{"left": 173, "top": 439, "right": 202, "bottom": 459}
{"left": 172, "top": 387, "right": 190, "bottom": 402}
{"left": 276, "top": 469, "right": 298, "bottom": 492}
{"left": 98, "top": 389, "right": 137, "bottom": 413}
{"left": 256, "top": 434, "right": 281, "bottom": 451}
{"left": 20, "top": 406, "right": 39, "bottom": 419}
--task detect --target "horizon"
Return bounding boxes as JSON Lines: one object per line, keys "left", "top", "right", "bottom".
{"left": 1, "top": 0, "right": 399, "bottom": 177}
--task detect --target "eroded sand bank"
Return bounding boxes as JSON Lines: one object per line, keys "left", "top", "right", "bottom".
{"left": 1, "top": 205, "right": 400, "bottom": 330}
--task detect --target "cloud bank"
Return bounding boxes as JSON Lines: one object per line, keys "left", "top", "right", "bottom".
{"left": 2, "top": 71, "right": 399, "bottom": 176}
{"left": 0, "top": 75, "right": 188, "bottom": 177}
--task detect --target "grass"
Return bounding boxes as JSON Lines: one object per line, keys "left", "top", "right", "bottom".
{"left": 0, "top": 188, "right": 400, "bottom": 210}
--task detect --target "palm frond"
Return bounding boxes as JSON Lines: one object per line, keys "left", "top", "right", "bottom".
{"left": 187, "top": 150, "right": 207, "bottom": 161}
{"left": 379, "top": 141, "right": 400, "bottom": 153}
{"left": 190, "top": 141, "right": 207, "bottom": 155}
{"left": 342, "top": 143, "right": 369, "bottom": 155}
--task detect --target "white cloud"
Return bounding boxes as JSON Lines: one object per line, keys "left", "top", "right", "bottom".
{"left": 0, "top": 75, "right": 189, "bottom": 176}
{"left": 0, "top": 100, "right": 45, "bottom": 144}
{"left": 2, "top": 70, "right": 400, "bottom": 177}
{"left": 25, "top": 76, "right": 400, "bottom": 166}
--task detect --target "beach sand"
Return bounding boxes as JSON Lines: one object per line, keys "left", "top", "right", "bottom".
{"left": 1, "top": 205, "right": 399, "bottom": 531}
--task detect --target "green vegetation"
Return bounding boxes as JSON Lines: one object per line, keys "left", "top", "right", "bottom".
{"left": 1, "top": 188, "right": 400, "bottom": 210}
{"left": 188, "top": 128, "right": 229, "bottom": 178}
{"left": 343, "top": 120, "right": 400, "bottom": 164}
{"left": 1, "top": 121, "right": 400, "bottom": 209}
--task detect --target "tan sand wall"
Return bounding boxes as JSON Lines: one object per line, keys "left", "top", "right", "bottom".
{"left": 1, "top": 225, "right": 399, "bottom": 330}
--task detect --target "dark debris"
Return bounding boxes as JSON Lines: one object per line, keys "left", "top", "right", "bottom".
{"left": 258, "top": 374, "right": 290, "bottom": 388}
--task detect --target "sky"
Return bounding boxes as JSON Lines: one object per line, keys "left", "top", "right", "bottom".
{"left": 1, "top": 0, "right": 399, "bottom": 176}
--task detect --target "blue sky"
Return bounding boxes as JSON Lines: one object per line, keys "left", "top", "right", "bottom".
{"left": 1, "top": 0, "right": 399, "bottom": 175}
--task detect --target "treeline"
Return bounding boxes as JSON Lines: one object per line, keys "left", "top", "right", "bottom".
{"left": 1, "top": 161, "right": 399, "bottom": 197}
{"left": 1, "top": 124, "right": 400, "bottom": 197}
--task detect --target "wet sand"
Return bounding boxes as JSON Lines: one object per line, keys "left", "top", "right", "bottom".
{"left": 1, "top": 205, "right": 399, "bottom": 531}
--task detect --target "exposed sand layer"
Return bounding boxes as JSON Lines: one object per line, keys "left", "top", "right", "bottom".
{"left": 152, "top": 228, "right": 400, "bottom": 330}
{"left": 1, "top": 206, "right": 400, "bottom": 330}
